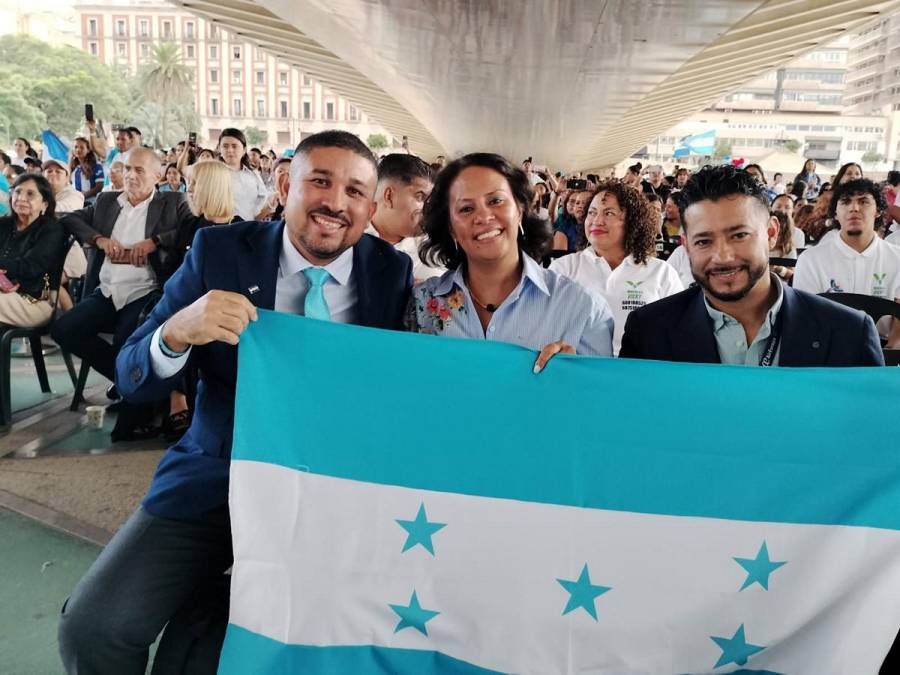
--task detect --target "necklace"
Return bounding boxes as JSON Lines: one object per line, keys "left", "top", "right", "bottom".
{"left": 467, "top": 285, "right": 500, "bottom": 312}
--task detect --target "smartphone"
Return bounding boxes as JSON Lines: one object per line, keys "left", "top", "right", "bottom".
{"left": 110, "top": 248, "right": 132, "bottom": 264}
{"left": 567, "top": 178, "right": 587, "bottom": 190}
{"left": 188, "top": 131, "right": 197, "bottom": 144}
{"left": 84, "top": 103, "right": 94, "bottom": 122}
{"left": 0, "top": 272, "right": 15, "bottom": 292}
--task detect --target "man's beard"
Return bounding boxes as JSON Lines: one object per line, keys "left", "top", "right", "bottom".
{"left": 693, "top": 260, "right": 768, "bottom": 303}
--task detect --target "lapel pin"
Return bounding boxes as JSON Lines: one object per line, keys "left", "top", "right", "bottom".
{"left": 248, "top": 285, "right": 260, "bottom": 295}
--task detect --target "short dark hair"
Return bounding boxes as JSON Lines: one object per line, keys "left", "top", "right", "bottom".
{"left": 10, "top": 173, "right": 56, "bottom": 220}
{"left": 888, "top": 171, "right": 900, "bottom": 187}
{"left": 126, "top": 126, "right": 141, "bottom": 136}
{"left": 419, "top": 152, "right": 551, "bottom": 269}
{"left": 7, "top": 165, "right": 25, "bottom": 177}
{"left": 0, "top": 152, "right": 10, "bottom": 166}
{"left": 294, "top": 130, "right": 377, "bottom": 172}
{"left": 676, "top": 165, "right": 770, "bottom": 231}
{"left": 828, "top": 178, "right": 887, "bottom": 219}
{"left": 249, "top": 147, "right": 261, "bottom": 154}
{"left": 744, "top": 163, "right": 767, "bottom": 184}
{"left": 377, "top": 153, "right": 433, "bottom": 186}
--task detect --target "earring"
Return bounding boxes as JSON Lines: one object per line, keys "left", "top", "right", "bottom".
{"left": 519, "top": 222, "right": 525, "bottom": 237}
{"left": 453, "top": 238, "right": 459, "bottom": 253}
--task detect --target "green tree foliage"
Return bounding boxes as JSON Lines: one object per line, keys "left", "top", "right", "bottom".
{"left": 367, "top": 133, "right": 389, "bottom": 150}
{"left": 862, "top": 150, "right": 884, "bottom": 165}
{"left": 0, "top": 35, "right": 131, "bottom": 140}
{"left": 713, "top": 139, "right": 733, "bottom": 159}
{"left": 243, "top": 126, "right": 267, "bottom": 146}
{"left": 783, "top": 139, "right": 801, "bottom": 153}
{"left": 136, "top": 43, "right": 194, "bottom": 147}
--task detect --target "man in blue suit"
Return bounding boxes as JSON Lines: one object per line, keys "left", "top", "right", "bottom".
{"left": 59, "top": 131, "right": 413, "bottom": 674}
{"left": 619, "top": 165, "right": 884, "bottom": 367}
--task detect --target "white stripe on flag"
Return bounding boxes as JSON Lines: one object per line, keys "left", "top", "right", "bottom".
{"left": 228, "top": 460, "right": 900, "bottom": 674}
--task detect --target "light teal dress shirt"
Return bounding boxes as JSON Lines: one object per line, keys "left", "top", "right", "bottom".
{"left": 702, "top": 275, "right": 785, "bottom": 366}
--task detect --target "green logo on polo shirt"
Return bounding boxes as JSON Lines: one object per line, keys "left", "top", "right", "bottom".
{"left": 873, "top": 272, "right": 887, "bottom": 297}
{"left": 623, "top": 280, "right": 645, "bottom": 309}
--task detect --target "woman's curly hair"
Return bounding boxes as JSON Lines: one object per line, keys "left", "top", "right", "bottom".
{"left": 576, "top": 181, "right": 657, "bottom": 264}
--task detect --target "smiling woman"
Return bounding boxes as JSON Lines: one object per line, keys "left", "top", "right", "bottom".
{"left": 407, "top": 152, "right": 614, "bottom": 366}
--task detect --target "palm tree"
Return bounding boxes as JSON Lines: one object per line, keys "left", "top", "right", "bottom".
{"left": 137, "top": 42, "right": 193, "bottom": 146}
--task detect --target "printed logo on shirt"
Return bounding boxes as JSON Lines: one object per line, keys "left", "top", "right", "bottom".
{"left": 872, "top": 272, "right": 887, "bottom": 297}
{"left": 828, "top": 279, "right": 845, "bottom": 293}
{"left": 622, "top": 280, "right": 646, "bottom": 311}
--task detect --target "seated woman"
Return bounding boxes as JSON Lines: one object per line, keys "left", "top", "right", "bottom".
{"left": 0, "top": 174, "right": 66, "bottom": 327}
{"left": 407, "top": 153, "right": 614, "bottom": 368}
{"left": 158, "top": 163, "right": 186, "bottom": 193}
{"left": 768, "top": 211, "right": 796, "bottom": 283}
{"left": 550, "top": 182, "right": 683, "bottom": 355}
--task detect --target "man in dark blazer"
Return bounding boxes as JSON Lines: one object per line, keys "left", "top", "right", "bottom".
{"left": 58, "top": 131, "right": 413, "bottom": 675}
{"left": 620, "top": 165, "right": 884, "bottom": 367}
{"left": 52, "top": 147, "right": 194, "bottom": 433}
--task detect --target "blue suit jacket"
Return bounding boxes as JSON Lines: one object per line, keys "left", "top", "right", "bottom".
{"left": 619, "top": 284, "right": 885, "bottom": 366}
{"left": 116, "top": 220, "right": 413, "bottom": 518}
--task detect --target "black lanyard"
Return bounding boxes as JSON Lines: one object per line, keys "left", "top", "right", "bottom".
{"left": 758, "top": 311, "right": 783, "bottom": 367}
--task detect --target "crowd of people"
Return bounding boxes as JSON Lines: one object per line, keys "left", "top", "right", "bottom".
{"left": 1, "top": 125, "right": 897, "bottom": 672}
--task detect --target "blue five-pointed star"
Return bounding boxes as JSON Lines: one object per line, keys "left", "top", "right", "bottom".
{"left": 556, "top": 563, "right": 611, "bottom": 621}
{"left": 396, "top": 503, "right": 446, "bottom": 555}
{"left": 734, "top": 541, "right": 787, "bottom": 591}
{"left": 389, "top": 591, "right": 440, "bottom": 636}
{"left": 711, "top": 624, "right": 766, "bottom": 668}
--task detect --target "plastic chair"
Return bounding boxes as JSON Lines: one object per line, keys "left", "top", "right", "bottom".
{"left": 816, "top": 293, "right": 900, "bottom": 326}
{"left": 0, "top": 235, "right": 78, "bottom": 427}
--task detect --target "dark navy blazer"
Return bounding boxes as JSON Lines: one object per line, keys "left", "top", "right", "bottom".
{"left": 619, "top": 284, "right": 885, "bottom": 367}
{"left": 116, "top": 220, "right": 413, "bottom": 518}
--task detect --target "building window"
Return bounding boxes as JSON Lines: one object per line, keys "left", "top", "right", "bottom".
{"left": 302, "top": 100, "right": 312, "bottom": 119}
{"left": 254, "top": 47, "right": 264, "bottom": 61}
{"left": 279, "top": 71, "right": 288, "bottom": 86}
{"left": 233, "top": 98, "right": 243, "bottom": 116}
{"left": 116, "top": 19, "right": 126, "bottom": 37}
{"left": 232, "top": 46, "right": 241, "bottom": 60}
{"left": 140, "top": 43, "right": 150, "bottom": 58}
{"left": 280, "top": 100, "right": 288, "bottom": 118}
{"left": 325, "top": 101, "right": 335, "bottom": 120}
{"left": 88, "top": 18, "right": 98, "bottom": 36}
{"left": 232, "top": 69, "right": 242, "bottom": 84}
{"left": 185, "top": 44, "right": 195, "bottom": 59}
{"left": 209, "top": 24, "right": 219, "bottom": 39}
{"left": 256, "top": 99, "right": 265, "bottom": 117}
{"left": 209, "top": 68, "right": 219, "bottom": 83}
{"left": 116, "top": 41, "right": 126, "bottom": 57}
{"left": 185, "top": 21, "right": 195, "bottom": 39}
{"left": 89, "top": 41, "right": 99, "bottom": 56}
{"left": 302, "top": 74, "right": 312, "bottom": 86}
{"left": 348, "top": 105, "right": 358, "bottom": 121}
{"left": 209, "top": 45, "right": 218, "bottom": 59}
{"left": 210, "top": 98, "right": 220, "bottom": 116}
{"left": 162, "top": 20, "right": 173, "bottom": 39}
{"left": 139, "top": 19, "right": 149, "bottom": 37}
{"left": 255, "top": 70, "right": 265, "bottom": 85}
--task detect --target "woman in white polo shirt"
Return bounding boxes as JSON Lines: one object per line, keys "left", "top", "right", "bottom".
{"left": 550, "top": 182, "right": 683, "bottom": 354}
{"left": 217, "top": 128, "right": 267, "bottom": 221}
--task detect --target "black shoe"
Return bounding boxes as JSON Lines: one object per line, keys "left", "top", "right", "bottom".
{"left": 106, "top": 384, "right": 120, "bottom": 401}
{"left": 110, "top": 423, "right": 160, "bottom": 443}
{"left": 163, "top": 410, "right": 192, "bottom": 443}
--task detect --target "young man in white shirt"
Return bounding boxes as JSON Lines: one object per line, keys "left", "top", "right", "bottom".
{"left": 366, "top": 153, "right": 443, "bottom": 281}
{"left": 793, "top": 178, "right": 900, "bottom": 348}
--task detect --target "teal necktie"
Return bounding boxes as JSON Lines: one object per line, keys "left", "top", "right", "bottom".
{"left": 302, "top": 267, "right": 331, "bottom": 320}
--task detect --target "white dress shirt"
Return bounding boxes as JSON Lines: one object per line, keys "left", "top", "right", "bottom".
{"left": 665, "top": 245, "right": 695, "bottom": 288}
{"left": 99, "top": 193, "right": 157, "bottom": 310}
{"left": 150, "top": 226, "right": 358, "bottom": 378}
{"left": 365, "top": 224, "right": 444, "bottom": 280}
{"left": 231, "top": 166, "right": 268, "bottom": 221}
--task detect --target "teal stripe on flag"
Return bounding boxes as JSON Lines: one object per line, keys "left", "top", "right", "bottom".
{"left": 218, "top": 624, "right": 502, "bottom": 675}
{"left": 233, "top": 311, "right": 900, "bottom": 531}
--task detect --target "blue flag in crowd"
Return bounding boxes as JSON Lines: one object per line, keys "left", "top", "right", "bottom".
{"left": 219, "top": 311, "right": 900, "bottom": 674}
{"left": 673, "top": 129, "right": 716, "bottom": 158}
{"left": 40, "top": 129, "right": 70, "bottom": 162}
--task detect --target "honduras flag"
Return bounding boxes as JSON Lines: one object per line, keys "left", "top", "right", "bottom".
{"left": 673, "top": 130, "right": 716, "bottom": 158}
{"left": 219, "top": 311, "right": 900, "bottom": 674}
{"left": 40, "top": 129, "right": 70, "bottom": 162}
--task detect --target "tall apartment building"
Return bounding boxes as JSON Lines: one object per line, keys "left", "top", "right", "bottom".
{"left": 843, "top": 13, "right": 900, "bottom": 116}
{"left": 74, "top": 0, "right": 394, "bottom": 151}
